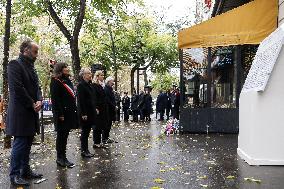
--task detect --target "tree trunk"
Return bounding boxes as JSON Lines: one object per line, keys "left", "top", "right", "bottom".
{"left": 45, "top": 0, "right": 85, "bottom": 83}
{"left": 2, "top": 0, "right": 12, "bottom": 149}
{"left": 130, "top": 68, "right": 135, "bottom": 96}
{"left": 70, "top": 39, "right": 81, "bottom": 83}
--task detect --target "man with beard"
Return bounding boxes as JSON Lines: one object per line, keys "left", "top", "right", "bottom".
{"left": 6, "top": 40, "right": 43, "bottom": 186}
{"left": 50, "top": 63, "right": 78, "bottom": 168}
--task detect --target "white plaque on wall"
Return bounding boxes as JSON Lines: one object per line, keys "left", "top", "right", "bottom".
{"left": 242, "top": 24, "right": 284, "bottom": 93}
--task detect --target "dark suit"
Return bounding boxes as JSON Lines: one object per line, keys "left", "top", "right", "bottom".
{"left": 131, "top": 94, "right": 139, "bottom": 122}
{"left": 122, "top": 96, "right": 130, "bottom": 121}
{"left": 7, "top": 55, "right": 42, "bottom": 180}
{"left": 50, "top": 76, "right": 78, "bottom": 159}
{"left": 156, "top": 93, "right": 167, "bottom": 120}
{"left": 77, "top": 80, "right": 96, "bottom": 152}
{"left": 143, "top": 94, "right": 152, "bottom": 121}
{"left": 92, "top": 83, "right": 107, "bottom": 144}
{"left": 104, "top": 85, "right": 116, "bottom": 141}
{"left": 172, "top": 91, "right": 180, "bottom": 120}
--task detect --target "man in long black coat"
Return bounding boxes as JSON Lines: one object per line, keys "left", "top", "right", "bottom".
{"left": 131, "top": 90, "right": 139, "bottom": 122}
{"left": 156, "top": 90, "right": 167, "bottom": 121}
{"left": 104, "top": 77, "right": 116, "bottom": 143}
{"left": 6, "top": 40, "right": 43, "bottom": 186}
{"left": 122, "top": 92, "right": 130, "bottom": 121}
{"left": 77, "top": 68, "right": 96, "bottom": 157}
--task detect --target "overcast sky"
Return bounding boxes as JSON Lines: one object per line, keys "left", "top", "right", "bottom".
{"left": 143, "top": 0, "right": 196, "bottom": 22}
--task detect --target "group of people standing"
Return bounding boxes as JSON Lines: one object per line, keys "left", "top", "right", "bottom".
{"left": 6, "top": 40, "right": 117, "bottom": 186}
{"left": 50, "top": 64, "right": 117, "bottom": 167}
{"left": 6, "top": 40, "right": 181, "bottom": 187}
{"left": 156, "top": 87, "right": 180, "bottom": 121}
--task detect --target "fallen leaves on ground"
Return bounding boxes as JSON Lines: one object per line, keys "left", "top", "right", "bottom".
{"left": 154, "top": 178, "right": 166, "bottom": 184}
{"left": 244, "top": 177, "right": 262, "bottom": 183}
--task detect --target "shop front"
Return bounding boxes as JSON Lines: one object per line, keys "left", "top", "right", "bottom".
{"left": 178, "top": 0, "right": 278, "bottom": 133}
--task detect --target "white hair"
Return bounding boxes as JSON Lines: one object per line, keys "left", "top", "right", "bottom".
{"left": 105, "top": 76, "right": 114, "bottom": 84}
{"left": 79, "top": 67, "right": 91, "bottom": 78}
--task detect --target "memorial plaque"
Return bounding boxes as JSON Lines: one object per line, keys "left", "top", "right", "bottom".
{"left": 242, "top": 25, "right": 284, "bottom": 93}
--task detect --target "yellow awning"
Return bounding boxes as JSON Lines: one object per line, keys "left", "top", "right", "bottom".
{"left": 178, "top": 0, "right": 278, "bottom": 49}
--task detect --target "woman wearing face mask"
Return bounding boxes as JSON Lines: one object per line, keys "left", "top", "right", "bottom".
{"left": 50, "top": 63, "right": 78, "bottom": 168}
{"left": 91, "top": 71, "right": 107, "bottom": 148}
{"left": 77, "top": 68, "right": 97, "bottom": 158}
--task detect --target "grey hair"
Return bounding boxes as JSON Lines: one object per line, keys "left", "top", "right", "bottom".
{"left": 105, "top": 76, "right": 114, "bottom": 84}
{"left": 79, "top": 67, "right": 91, "bottom": 78}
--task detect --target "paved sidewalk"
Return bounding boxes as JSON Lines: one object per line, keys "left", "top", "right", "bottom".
{"left": 0, "top": 119, "right": 284, "bottom": 189}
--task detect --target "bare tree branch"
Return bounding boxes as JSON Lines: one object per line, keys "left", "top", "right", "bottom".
{"left": 45, "top": 0, "right": 72, "bottom": 42}
{"left": 73, "top": 0, "right": 86, "bottom": 39}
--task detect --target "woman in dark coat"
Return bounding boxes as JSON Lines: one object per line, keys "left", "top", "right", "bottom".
{"left": 50, "top": 63, "right": 78, "bottom": 168}
{"left": 92, "top": 70, "right": 108, "bottom": 148}
{"left": 103, "top": 76, "right": 116, "bottom": 143}
{"left": 143, "top": 90, "right": 153, "bottom": 122}
{"left": 77, "top": 68, "right": 96, "bottom": 157}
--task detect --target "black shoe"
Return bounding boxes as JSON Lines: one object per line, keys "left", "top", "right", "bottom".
{"left": 22, "top": 170, "right": 43, "bottom": 179}
{"left": 104, "top": 138, "right": 118, "bottom": 144}
{"left": 11, "top": 175, "right": 30, "bottom": 186}
{"left": 93, "top": 144, "right": 102, "bottom": 148}
{"left": 81, "top": 151, "right": 94, "bottom": 158}
{"left": 64, "top": 159, "right": 75, "bottom": 168}
{"left": 56, "top": 158, "right": 67, "bottom": 167}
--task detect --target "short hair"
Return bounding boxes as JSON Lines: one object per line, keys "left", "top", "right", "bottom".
{"left": 79, "top": 67, "right": 91, "bottom": 78}
{"left": 53, "top": 63, "right": 68, "bottom": 78}
{"left": 105, "top": 76, "right": 114, "bottom": 84}
{"left": 20, "top": 40, "right": 33, "bottom": 53}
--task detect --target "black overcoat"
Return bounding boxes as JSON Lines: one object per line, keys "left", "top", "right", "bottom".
{"left": 77, "top": 80, "right": 96, "bottom": 127}
{"left": 92, "top": 83, "right": 108, "bottom": 129}
{"left": 156, "top": 93, "right": 167, "bottom": 112}
{"left": 50, "top": 77, "right": 78, "bottom": 131}
{"left": 104, "top": 85, "right": 116, "bottom": 122}
{"left": 122, "top": 96, "right": 130, "bottom": 110}
{"left": 131, "top": 94, "right": 139, "bottom": 111}
{"left": 6, "top": 55, "right": 42, "bottom": 136}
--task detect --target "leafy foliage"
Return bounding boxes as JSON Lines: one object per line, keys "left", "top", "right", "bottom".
{"left": 151, "top": 72, "right": 179, "bottom": 91}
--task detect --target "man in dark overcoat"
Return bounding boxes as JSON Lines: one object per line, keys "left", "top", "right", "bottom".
{"left": 6, "top": 40, "right": 43, "bottom": 186}
{"left": 156, "top": 90, "right": 167, "bottom": 121}
{"left": 165, "top": 89, "right": 172, "bottom": 120}
{"left": 172, "top": 86, "right": 181, "bottom": 120}
{"left": 77, "top": 68, "right": 96, "bottom": 157}
{"left": 142, "top": 88, "right": 153, "bottom": 122}
{"left": 130, "top": 90, "right": 139, "bottom": 122}
{"left": 122, "top": 92, "right": 130, "bottom": 121}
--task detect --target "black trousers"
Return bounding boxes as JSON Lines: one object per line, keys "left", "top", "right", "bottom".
{"left": 10, "top": 136, "right": 34, "bottom": 180}
{"left": 166, "top": 108, "right": 171, "bottom": 120}
{"left": 159, "top": 109, "right": 165, "bottom": 120}
{"left": 123, "top": 108, "right": 129, "bottom": 121}
{"left": 56, "top": 130, "right": 70, "bottom": 159}
{"left": 132, "top": 110, "right": 139, "bottom": 122}
{"left": 102, "top": 121, "right": 112, "bottom": 141}
{"left": 81, "top": 125, "right": 92, "bottom": 152}
{"left": 93, "top": 126, "right": 102, "bottom": 144}
{"left": 116, "top": 109, "right": 121, "bottom": 121}
{"left": 173, "top": 107, "right": 180, "bottom": 120}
